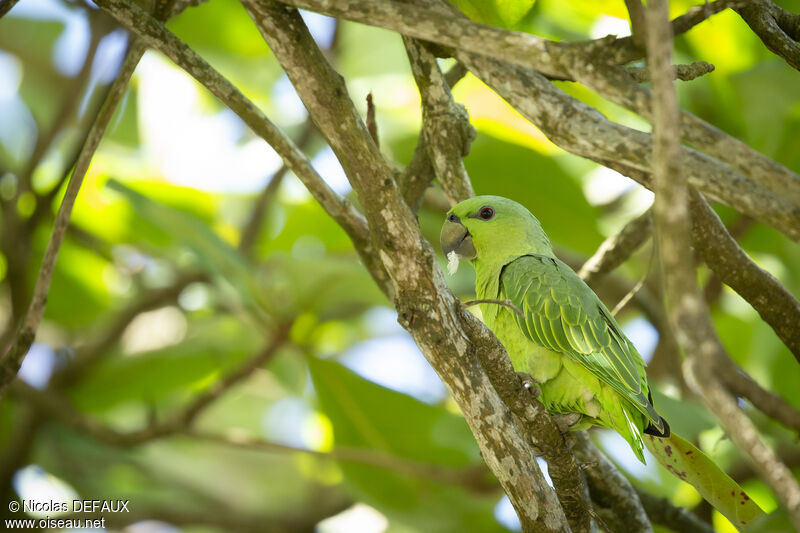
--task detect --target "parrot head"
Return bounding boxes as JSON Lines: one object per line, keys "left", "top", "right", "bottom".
{"left": 440, "top": 196, "right": 553, "bottom": 272}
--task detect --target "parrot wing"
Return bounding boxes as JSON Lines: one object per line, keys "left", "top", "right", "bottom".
{"left": 501, "top": 254, "right": 665, "bottom": 432}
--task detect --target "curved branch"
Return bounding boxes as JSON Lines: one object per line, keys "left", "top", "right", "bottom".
{"left": 688, "top": 191, "right": 800, "bottom": 362}
{"left": 737, "top": 0, "right": 800, "bottom": 71}
{"left": 578, "top": 207, "right": 652, "bottom": 284}
{"left": 0, "top": 40, "right": 148, "bottom": 397}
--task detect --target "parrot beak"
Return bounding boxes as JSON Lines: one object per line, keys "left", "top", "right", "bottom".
{"left": 440, "top": 214, "right": 477, "bottom": 260}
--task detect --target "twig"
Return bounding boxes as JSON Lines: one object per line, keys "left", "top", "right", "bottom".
{"left": 608, "top": 0, "right": 740, "bottom": 64}
{"left": 578, "top": 159, "right": 800, "bottom": 366}
{"left": 188, "top": 430, "right": 494, "bottom": 490}
{"left": 55, "top": 270, "right": 209, "bottom": 385}
{"left": 238, "top": 119, "right": 316, "bottom": 254}
{"left": 12, "top": 322, "right": 292, "bottom": 446}
{"left": 716, "top": 357, "right": 800, "bottom": 434}
{"left": 366, "top": 92, "right": 379, "bottom": 147}
{"left": 623, "top": 0, "right": 646, "bottom": 48}
{"left": 463, "top": 299, "right": 524, "bottom": 320}
{"left": 645, "top": 0, "right": 800, "bottom": 527}
{"left": 626, "top": 61, "right": 715, "bottom": 82}
{"left": 578, "top": 207, "right": 652, "bottom": 284}
{"left": 0, "top": 40, "right": 148, "bottom": 397}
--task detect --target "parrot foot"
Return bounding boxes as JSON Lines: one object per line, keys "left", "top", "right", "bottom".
{"left": 552, "top": 412, "right": 581, "bottom": 434}
{"left": 516, "top": 372, "right": 540, "bottom": 398}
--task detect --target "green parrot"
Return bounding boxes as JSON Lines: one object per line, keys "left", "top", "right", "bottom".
{"left": 440, "top": 195, "right": 763, "bottom": 527}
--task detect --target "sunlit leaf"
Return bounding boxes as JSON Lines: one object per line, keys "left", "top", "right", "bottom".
{"left": 645, "top": 433, "right": 764, "bottom": 529}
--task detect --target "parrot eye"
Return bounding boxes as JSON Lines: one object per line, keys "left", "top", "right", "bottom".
{"left": 447, "top": 213, "right": 458, "bottom": 223}
{"left": 478, "top": 206, "right": 495, "bottom": 220}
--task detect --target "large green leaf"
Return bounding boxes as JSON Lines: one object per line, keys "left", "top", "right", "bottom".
{"left": 308, "top": 356, "right": 504, "bottom": 532}
{"left": 645, "top": 433, "right": 764, "bottom": 529}
{"left": 106, "top": 179, "right": 268, "bottom": 316}
{"left": 71, "top": 316, "right": 262, "bottom": 412}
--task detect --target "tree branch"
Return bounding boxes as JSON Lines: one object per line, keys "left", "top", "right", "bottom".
{"left": 625, "top": 61, "right": 715, "bottom": 82}
{"left": 11, "top": 322, "right": 291, "bottom": 446}
{"left": 403, "top": 37, "right": 475, "bottom": 205}
{"left": 55, "top": 270, "right": 209, "bottom": 385}
{"left": 92, "top": 0, "right": 369, "bottom": 247}
{"left": 578, "top": 207, "right": 652, "bottom": 285}
{"left": 188, "top": 429, "right": 494, "bottom": 491}
{"left": 737, "top": 0, "right": 800, "bottom": 71}
{"left": 238, "top": 119, "right": 316, "bottom": 255}
{"left": 399, "top": 62, "right": 469, "bottom": 210}
{"left": 635, "top": 489, "right": 714, "bottom": 533}
{"left": 716, "top": 356, "right": 800, "bottom": 434}
{"left": 458, "top": 54, "right": 800, "bottom": 241}
{"left": 241, "top": 2, "right": 577, "bottom": 530}
{"left": 645, "top": 0, "right": 800, "bottom": 527}
{"left": 572, "top": 432, "right": 651, "bottom": 533}
{"left": 0, "top": 39, "right": 148, "bottom": 397}
{"left": 688, "top": 190, "right": 800, "bottom": 362}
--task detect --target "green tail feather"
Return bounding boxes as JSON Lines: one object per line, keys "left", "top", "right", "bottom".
{"left": 644, "top": 432, "right": 764, "bottom": 528}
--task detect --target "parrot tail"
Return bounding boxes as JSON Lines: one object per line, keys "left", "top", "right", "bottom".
{"left": 643, "top": 415, "right": 670, "bottom": 438}
{"left": 644, "top": 432, "right": 764, "bottom": 529}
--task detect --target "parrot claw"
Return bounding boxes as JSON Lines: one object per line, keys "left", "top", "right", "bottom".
{"left": 553, "top": 412, "right": 581, "bottom": 434}
{"left": 516, "top": 372, "right": 540, "bottom": 398}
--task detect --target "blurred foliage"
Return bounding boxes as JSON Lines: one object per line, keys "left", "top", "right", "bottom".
{"left": 0, "top": 0, "right": 799, "bottom": 531}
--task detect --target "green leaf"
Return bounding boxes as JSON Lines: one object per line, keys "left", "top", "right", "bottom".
{"left": 106, "top": 179, "right": 267, "bottom": 316}
{"left": 71, "top": 316, "right": 262, "bottom": 411}
{"left": 645, "top": 432, "right": 764, "bottom": 529}
{"left": 308, "top": 356, "right": 504, "bottom": 532}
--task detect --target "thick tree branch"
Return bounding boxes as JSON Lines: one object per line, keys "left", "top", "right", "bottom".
{"left": 0, "top": 40, "right": 148, "bottom": 397}
{"left": 645, "top": 1, "right": 800, "bottom": 527}
{"left": 278, "top": 0, "right": 800, "bottom": 234}
{"left": 241, "top": 2, "right": 578, "bottom": 530}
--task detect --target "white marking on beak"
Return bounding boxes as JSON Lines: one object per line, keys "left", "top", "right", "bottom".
{"left": 446, "top": 251, "right": 460, "bottom": 275}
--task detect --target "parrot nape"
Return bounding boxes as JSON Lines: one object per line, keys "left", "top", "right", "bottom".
{"left": 441, "top": 195, "right": 763, "bottom": 528}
